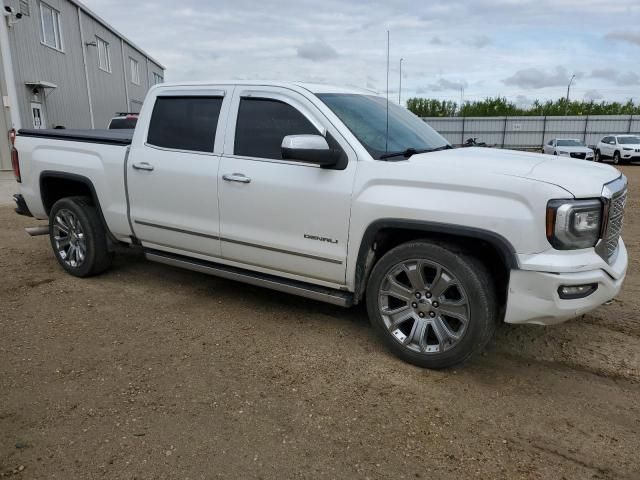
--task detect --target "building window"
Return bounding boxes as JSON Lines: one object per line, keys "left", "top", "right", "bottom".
{"left": 39, "top": 2, "right": 63, "bottom": 51}
{"left": 130, "top": 58, "right": 140, "bottom": 85}
{"left": 152, "top": 73, "right": 163, "bottom": 85}
{"left": 96, "top": 37, "right": 111, "bottom": 72}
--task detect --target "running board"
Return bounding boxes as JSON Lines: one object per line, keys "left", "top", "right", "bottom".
{"left": 144, "top": 249, "right": 353, "bottom": 307}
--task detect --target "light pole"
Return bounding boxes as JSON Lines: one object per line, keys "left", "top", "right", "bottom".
{"left": 565, "top": 74, "right": 576, "bottom": 115}
{"left": 398, "top": 58, "right": 403, "bottom": 105}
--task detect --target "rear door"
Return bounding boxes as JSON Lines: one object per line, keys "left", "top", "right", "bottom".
{"left": 217, "top": 86, "right": 357, "bottom": 286}
{"left": 127, "top": 87, "right": 232, "bottom": 258}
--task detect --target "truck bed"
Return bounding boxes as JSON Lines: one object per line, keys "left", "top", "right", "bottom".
{"left": 18, "top": 129, "right": 133, "bottom": 146}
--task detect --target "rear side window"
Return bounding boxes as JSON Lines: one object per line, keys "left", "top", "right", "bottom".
{"left": 234, "top": 98, "right": 318, "bottom": 160}
{"left": 109, "top": 117, "right": 137, "bottom": 129}
{"left": 147, "top": 96, "right": 223, "bottom": 152}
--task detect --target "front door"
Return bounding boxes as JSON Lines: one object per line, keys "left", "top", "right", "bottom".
{"left": 217, "top": 87, "right": 357, "bottom": 286}
{"left": 127, "top": 88, "right": 231, "bottom": 258}
{"left": 30, "top": 102, "right": 46, "bottom": 129}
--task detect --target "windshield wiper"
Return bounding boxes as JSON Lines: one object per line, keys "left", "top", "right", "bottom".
{"left": 379, "top": 144, "right": 453, "bottom": 160}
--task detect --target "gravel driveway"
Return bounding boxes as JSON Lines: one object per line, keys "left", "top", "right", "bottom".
{"left": 1, "top": 166, "right": 639, "bottom": 479}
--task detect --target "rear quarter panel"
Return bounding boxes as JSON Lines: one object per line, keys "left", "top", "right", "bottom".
{"left": 16, "top": 136, "right": 132, "bottom": 241}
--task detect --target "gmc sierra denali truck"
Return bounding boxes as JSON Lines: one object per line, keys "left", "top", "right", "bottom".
{"left": 11, "top": 81, "right": 628, "bottom": 368}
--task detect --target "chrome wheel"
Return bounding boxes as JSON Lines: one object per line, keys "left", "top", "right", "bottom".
{"left": 52, "top": 208, "right": 87, "bottom": 268}
{"left": 378, "top": 259, "right": 469, "bottom": 354}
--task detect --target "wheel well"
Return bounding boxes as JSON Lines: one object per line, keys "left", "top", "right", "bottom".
{"left": 40, "top": 175, "right": 95, "bottom": 215}
{"left": 355, "top": 225, "right": 512, "bottom": 309}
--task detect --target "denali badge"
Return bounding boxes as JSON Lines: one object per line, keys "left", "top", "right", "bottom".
{"left": 304, "top": 234, "right": 338, "bottom": 244}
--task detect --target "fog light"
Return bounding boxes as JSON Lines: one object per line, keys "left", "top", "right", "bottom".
{"left": 558, "top": 283, "right": 598, "bottom": 300}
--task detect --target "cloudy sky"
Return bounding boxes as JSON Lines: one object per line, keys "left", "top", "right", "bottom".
{"left": 86, "top": 0, "right": 640, "bottom": 105}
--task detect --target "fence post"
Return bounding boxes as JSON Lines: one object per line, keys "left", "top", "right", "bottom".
{"left": 501, "top": 116, "right": 507, "bottom": 148}
{"left": 583, "top": 115, "right": 589, "bottom": 144}
{"left": 541, "top": 115, "right": 547, "bottom": 149}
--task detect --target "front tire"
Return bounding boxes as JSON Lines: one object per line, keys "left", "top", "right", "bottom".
{"left": 613, "top": 151, "right": 621, "bottom": 165}
{"left": 366, "top": 241, "right": 498, "bottom": 369}
{"left": 49, "top": 196, "right": 113, "bottom": 277}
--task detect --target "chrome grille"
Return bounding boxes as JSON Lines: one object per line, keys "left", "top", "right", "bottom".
{"left": 604, "top": 188, "right": 627, "bottom": 260}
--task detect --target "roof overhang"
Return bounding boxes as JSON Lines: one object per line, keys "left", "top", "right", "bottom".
{"left": 25, "top": 81, "right": 58, "bottom": 89}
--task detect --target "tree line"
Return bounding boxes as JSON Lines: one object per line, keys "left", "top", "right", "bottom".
{"left": 405, "top": 97, "right": 640, "bottom": 117}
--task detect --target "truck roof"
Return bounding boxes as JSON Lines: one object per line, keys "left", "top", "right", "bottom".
{"left": 153, "top": 81, "right": 378, "bottom": 96}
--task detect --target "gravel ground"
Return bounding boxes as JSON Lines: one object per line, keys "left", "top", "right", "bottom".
{"left": 1, "top": 166, "right": 639, "bottom": 479}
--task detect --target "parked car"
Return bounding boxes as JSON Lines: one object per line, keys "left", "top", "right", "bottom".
{"left": 595, "top": 135, "right": 640, "bottom": 164}
{"left": 543, "top": 138, "right": 594, "bottom": 160}
{"left": 11, "top": 81, "right": 628, "bottom": 369}
{"left": 108, "top": 112, "right": 139, "bottom": 129}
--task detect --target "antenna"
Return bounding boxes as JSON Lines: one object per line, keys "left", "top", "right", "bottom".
{"left": 385, "top": 30, "right": 389, "bottom": 153}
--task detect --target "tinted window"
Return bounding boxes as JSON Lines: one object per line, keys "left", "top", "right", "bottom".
{"left": 234, "top": 98, "right": 318, "bottom": 159}
{"left": 109, "top": 117, "right": 137, "bottom": 129}
{"left": 147, "top": 96, "right": 223, "bottom": 152}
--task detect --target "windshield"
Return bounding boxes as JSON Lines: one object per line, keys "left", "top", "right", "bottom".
{"left": 556, "top": 139, "right": 584, "bottom": 147}
{"left": 316, "top": 93, "right": 450, "bottom": 159}
{"left": 618, "top": 136, "right": 640, "bottom": 145}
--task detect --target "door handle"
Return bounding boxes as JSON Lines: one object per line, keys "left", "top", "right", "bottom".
{"left": 132, "top": 162, "right": 154, "bottom": 171}
{"left": 222, "top": 173, "right": 251, "bottom": 184}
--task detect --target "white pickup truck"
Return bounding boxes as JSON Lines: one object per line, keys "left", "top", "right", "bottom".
{"left": 11, "top": 81, "right": 628, "bottom": 368}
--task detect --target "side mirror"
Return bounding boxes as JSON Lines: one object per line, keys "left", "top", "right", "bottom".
{"left": 281, "top": 134, "right": 340, "bottom": 167}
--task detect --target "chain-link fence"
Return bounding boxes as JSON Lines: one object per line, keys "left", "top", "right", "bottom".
{"left": 422, "top": 115, "right": 640, "bottom": 150}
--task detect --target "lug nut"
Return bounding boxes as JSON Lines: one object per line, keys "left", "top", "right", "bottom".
{"left": 425, "top": 292, "right": 432, "bottom": 299}
{"left": 418, "top": 312, "right": 425, "bottom": 318}
{"left": 411, "top": 302, "right": 418, "bottom": 308}
{"left": 415, "top": 292, "right": 421, "bottom": 299}
{"left": 432, "top": 301, "right": 439, "bottom": 308}
{"left": 429, "top": 311, "right": 436, "bottom": 318}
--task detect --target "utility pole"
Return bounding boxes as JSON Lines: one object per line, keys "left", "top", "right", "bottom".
{"left": 398, "top": 58, "right": 403, "bottom": 105}
{"left": 565, "top": 74, "right": 576, "bottom": 115}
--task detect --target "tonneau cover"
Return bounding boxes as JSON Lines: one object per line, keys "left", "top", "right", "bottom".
{"left": 18, "top": 128, "right": 133, "bottom": 146}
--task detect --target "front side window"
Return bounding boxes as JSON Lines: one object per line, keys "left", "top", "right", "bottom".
{"left": 317, "top": 93, "right": 449, "bottom": 160}
{"left": 234, "top": 98, "right": 318, "bottom": 160}
{"left": 130, "top": 58, "right": 140, "bottom": 85}
{"left": 39, "top": 2, "right": 62, "bottom": 50}
{"left": 97, "top": 37, "right": 111, "bottom": 72}
{"left": 147, "top": 96, "right": 223, "bottom": 152}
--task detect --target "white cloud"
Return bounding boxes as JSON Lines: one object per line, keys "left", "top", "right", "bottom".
{"left": 503, "top": 66, "right": 573, "bottom": 89}
{"left": 296, "top": 41, "right": 339, "bottom": 61}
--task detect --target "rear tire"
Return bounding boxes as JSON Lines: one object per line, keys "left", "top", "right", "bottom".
{"left": 49, "top": 196, "right": 114, "bottom": 277}
{"left": 613, "top": 151, "right": 621, "bottom": 165}
{"left": 365, "top": 240, "right": 498, "bottom": 369}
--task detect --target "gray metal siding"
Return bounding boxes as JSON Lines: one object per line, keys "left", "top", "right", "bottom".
{"left": 80, "top": 11, "right": 128, "bottom": 128}
{"left": 3, "top": 0, "right": 164, "bottom": 135}
{"left": 0, "top": 45, "right": 11, "bottom": 169}
{"left": 8, "top": 0, "right": 92, "bottom": 129}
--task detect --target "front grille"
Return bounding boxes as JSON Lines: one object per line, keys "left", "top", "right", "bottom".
{"left": 570, "top": 152, "right": 586, "bottom": 159}
{"left": 604, "top": 189, "right": 627, "bottom": 260}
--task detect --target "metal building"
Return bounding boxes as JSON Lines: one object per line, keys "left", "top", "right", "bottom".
{"left": 0, "top": 0, "right": 165, "bottom": 169}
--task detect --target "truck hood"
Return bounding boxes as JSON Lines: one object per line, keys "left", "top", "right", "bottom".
{"left": 409, "top": 147, "right": 620, "bottom": 197}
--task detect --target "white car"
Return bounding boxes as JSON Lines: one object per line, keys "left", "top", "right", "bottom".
{"left": 11, "top": 81, "right": 628, "bottom": 369}
{"left": 543, "top": 138, "right": 593, "bottom": 160}
{"left": 595, "top": 135, "right": 640, "bottom": 165}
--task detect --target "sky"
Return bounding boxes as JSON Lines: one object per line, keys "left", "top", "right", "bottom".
{"left": 85, "top": 0, "right": 640, "bottom": 106}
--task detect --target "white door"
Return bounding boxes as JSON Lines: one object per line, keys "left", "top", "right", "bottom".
{"left": 127, "top": 89, "right": 231, "bottom": 258}
{"left": 31, "top": 102, "right": 46, "bottom": 129}
{"left": 218, "top": 87, "right": 357, "bottom": 286}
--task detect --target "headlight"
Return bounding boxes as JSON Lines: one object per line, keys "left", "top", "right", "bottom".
{"left": 546, "top": 199, "right": 602, "bottom": 249}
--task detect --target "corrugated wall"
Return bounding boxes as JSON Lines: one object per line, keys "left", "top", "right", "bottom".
{"left": 4, "top": 0, "right": 164, "bottom": 132}
{"left": 423, "top": 115, "right": 640, "bottom": 149}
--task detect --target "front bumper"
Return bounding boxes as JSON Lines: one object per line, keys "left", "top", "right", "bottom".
{"left": 504, "top": 241, "right": 627, "bottom": 325}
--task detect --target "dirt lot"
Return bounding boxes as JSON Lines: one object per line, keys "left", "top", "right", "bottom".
{"left": 1, "top": 166, "right": 639, "bottom": 480}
